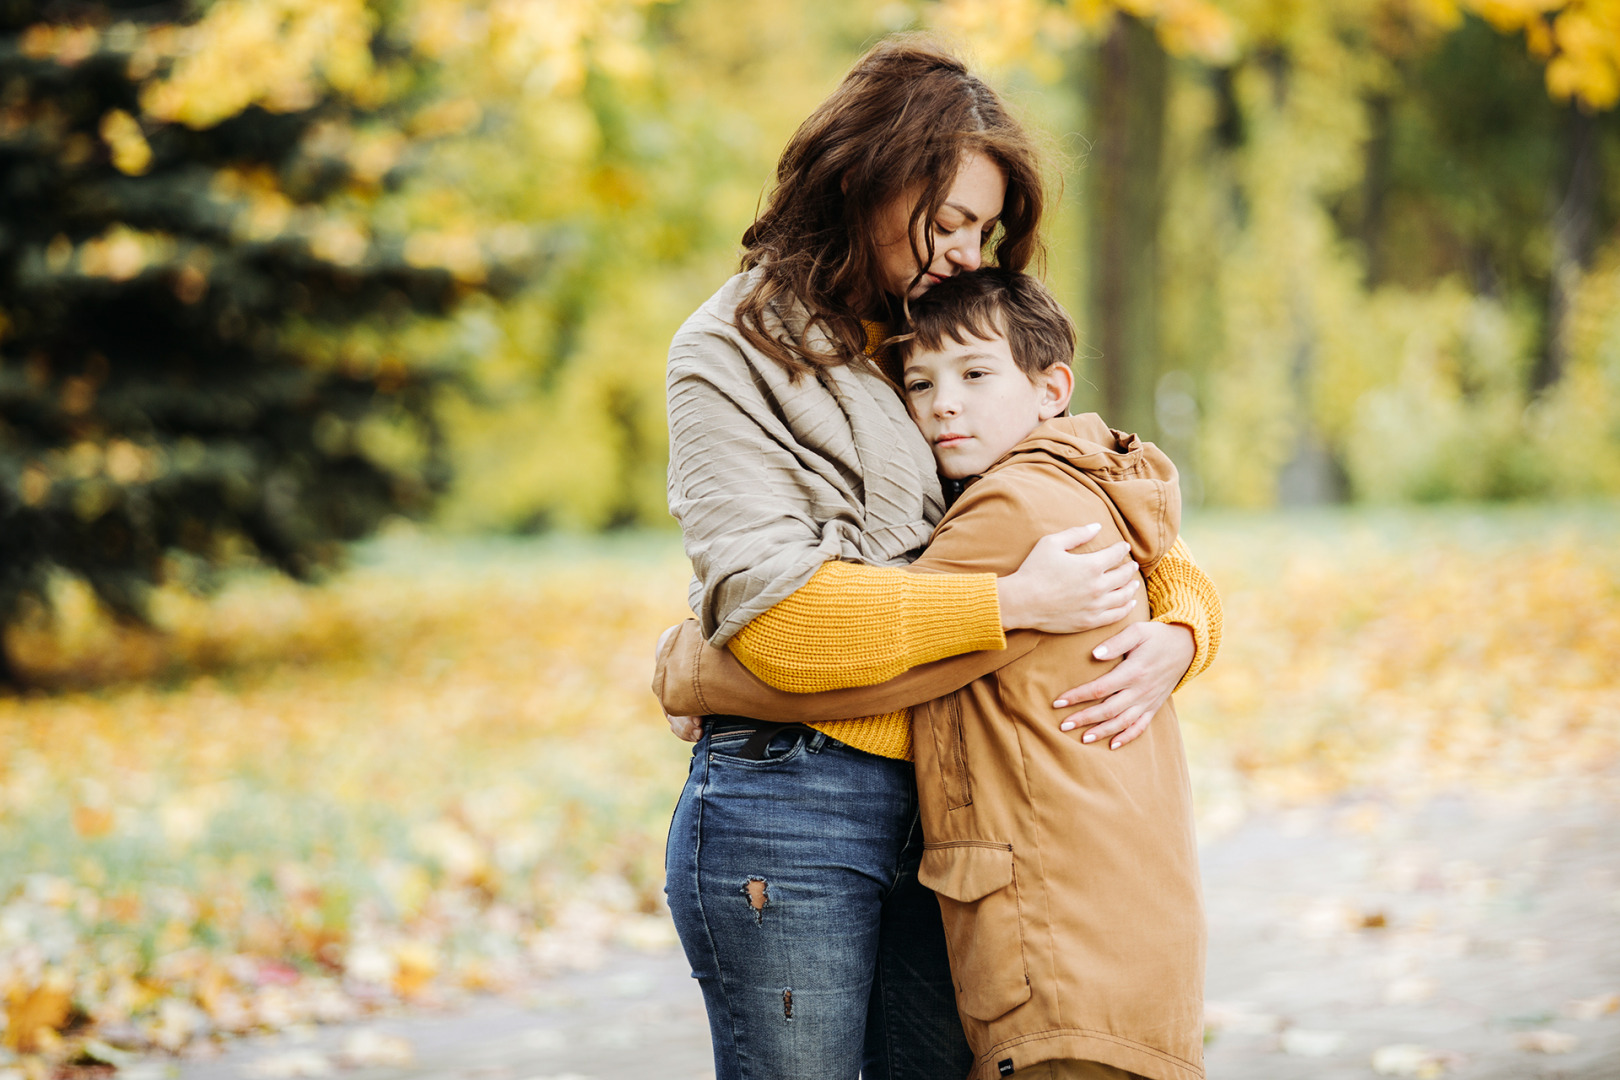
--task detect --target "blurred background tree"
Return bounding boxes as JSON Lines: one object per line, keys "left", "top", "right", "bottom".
{"left": 0, "top": 0, "right": 498, "bottom": 685}
{"left": 433, "top": 0, "right": 1620, "bottom": 521}
{"left": 935, "top": 0, "right": 1620, "bottom": 507}
{"left": 4, "top": 0, "right": 1619, "bottom": 671}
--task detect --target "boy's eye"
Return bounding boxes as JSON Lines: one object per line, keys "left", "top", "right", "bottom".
{"left": 905, "top": 380, "right": 931, "bottom": 394}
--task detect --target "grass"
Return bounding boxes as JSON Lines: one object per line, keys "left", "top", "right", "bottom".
{"left": 0, "top": 505, "right": 1616, "bottom": 1067}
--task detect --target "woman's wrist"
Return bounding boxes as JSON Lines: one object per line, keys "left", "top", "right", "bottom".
{"left": 1154, "top": 619, "right": 1197, "bottom": 688}
{"left": 996, "top": 573, "right": 1029, "bottom": 630}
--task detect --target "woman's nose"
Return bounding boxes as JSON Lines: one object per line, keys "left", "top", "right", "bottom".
{"left": 946, "top": 234, "right": 983, "bottom": 272}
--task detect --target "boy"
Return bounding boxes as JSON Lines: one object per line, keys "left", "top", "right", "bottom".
{"left": 655, "top": 270, "right": 1206, "bottom": 1080}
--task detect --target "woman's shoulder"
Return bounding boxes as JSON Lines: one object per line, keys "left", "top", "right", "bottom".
{"left": 669, "top": 268, "right": 813, "bottom": 387}
{"left": 672, "top": 269, "right": 763, "bottom": 345}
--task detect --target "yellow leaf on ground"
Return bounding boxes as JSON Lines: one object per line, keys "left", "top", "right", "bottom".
{"left": 390, "top": 940, "right": 437, "bottom": 999}
{"left": 3, "top": 972, "right": 73, "bottom": 1053}
{"left": 70, "top": 803, "right": 114, "bottom": 837}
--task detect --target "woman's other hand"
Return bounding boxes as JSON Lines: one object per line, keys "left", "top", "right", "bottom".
{"left": 997, "top": 523, "right": 1139, "bottom": 634}
{"left": 656, "top": 623, "right": 705, "bottom": 742}
{"left": 1053, "top": 621, "right": 1194, "bottom": 749}
{"left": 668, "top": 712, "right": 705, "bottom": 742}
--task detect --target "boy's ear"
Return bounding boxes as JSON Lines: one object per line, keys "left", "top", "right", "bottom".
{"left": 1037, "top": 362, "right": 1075, "bottom": 420}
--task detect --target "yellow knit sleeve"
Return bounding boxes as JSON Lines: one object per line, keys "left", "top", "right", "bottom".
{"left": 727, "top": 560, "right": 1006, "bottom": 693}
{"left": 1146, "top": 536, "right": 1223, "bottom": 693}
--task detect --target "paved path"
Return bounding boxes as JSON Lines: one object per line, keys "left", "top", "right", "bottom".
{"left": 173, "top": 952, "right": 713, "bottom": 1080}
{"left": 1199, "top": 792, "right": 1619, "bottom": 1079}
{"left": 176, "top": 792, "right": 1619, "bottom": 1080}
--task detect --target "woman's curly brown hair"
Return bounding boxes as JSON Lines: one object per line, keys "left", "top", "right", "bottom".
{"left": 736, "top": 35, "right": 1047, "bottom": 379}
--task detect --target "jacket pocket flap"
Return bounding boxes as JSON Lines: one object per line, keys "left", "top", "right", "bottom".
{"left": 918, "top": 844, "right": 1013, "bottom": 903}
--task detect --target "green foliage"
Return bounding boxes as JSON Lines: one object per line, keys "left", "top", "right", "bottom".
{"left": 426, "top": 0, "right": 926, "bottom": 532}
{"left": 1115, "top": 8, "right": 1620, "bottom": 505}
{"left": 0, "top": 0, "right": 524, "bottom": 668}
{"left": 8, "top": 0, "right": 1618, "bottom": 584}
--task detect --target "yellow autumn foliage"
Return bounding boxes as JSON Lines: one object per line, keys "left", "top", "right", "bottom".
{"left": 140, "top": 0, "right": 384, "bottom": 128}
{"left": 1, "top": 509, "right": 1616, "bottom": 1066}
{"left": 96, "top": 109, "right": 150, "bottom": 176}
{"left": 1465, "top": 0, "right": 1620, "bottom": 109}
{"left": 935, "top": 1, "right": 1619, "bottom": 110}
{"left": 1176, "top": 508, "right": 1620, "bottom": 825}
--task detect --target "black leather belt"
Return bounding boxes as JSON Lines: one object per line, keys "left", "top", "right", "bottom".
{"left": 706, "top": 716, "right": 816, "bottom": 760}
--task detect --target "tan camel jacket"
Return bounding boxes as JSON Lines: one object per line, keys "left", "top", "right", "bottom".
{"left": 653, "top": 414, "right": 1205, "bottom": 1080}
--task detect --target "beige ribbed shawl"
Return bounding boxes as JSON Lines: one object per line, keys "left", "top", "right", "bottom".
{"left": 666, "top": 269, "right": 945, "bottom": 646}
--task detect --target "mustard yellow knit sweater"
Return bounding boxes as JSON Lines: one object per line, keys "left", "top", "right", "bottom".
{"left": 729, "top": 540, "right": 1220, "bottom": 760}
{"left": 725, "top": 321, "right": 1223, "bottom": 761}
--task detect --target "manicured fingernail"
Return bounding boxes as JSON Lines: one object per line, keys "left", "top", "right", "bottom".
{"left": 1053, "top": 698, "right": 1068, "bottom": 708}
{"left": 1082, "top": 732, "right": 1096, "bottom": 743}
{"left": 1110, "top": 739, "right": 1122, "bottom": 750}
{"left": 1094, "top": 646, "right": 1109, "bottom": 658}
{"left": 1060, "top": 721, "right": 1076, "bottom": 732}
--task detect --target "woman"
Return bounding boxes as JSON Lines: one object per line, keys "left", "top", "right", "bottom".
{"left": 662, "top": 36, "right": 1219, "bottom": 1080}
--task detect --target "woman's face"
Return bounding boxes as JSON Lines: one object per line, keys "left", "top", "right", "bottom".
{"left": 873, "top": 152, "right": 1008, "bottom": 300}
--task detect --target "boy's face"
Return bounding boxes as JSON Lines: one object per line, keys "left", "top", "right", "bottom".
{"left": 901, "top": 327, "right": 1074, "bottom": 479}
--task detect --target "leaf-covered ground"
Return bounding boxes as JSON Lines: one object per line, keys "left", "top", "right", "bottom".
{"left": 1, "top": 507, "right": 1616, "bottom": 1077}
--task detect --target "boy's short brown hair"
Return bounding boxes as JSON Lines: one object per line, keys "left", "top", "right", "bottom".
{"left": 899, "top": 267, "right": 1075, "bottom": 378}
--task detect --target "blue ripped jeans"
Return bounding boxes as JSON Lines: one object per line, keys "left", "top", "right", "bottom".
{"left": 665, "top": 724, "right": 971, "bottom": 1080}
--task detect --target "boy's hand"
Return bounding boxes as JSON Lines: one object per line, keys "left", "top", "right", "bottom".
{"left": 655, "top": 623, "right": 705, "bottom": 742}
{"left": 1053, "top": 621, "right": 1194, "bottom": 749}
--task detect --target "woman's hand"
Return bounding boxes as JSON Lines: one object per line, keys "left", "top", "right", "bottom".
{"left": 1053, "top": 621, "right": 1194, "bottom": 749}
{"left": 997, "top": 524, "right": 1140, "bottom": 634}
{"left": 656, "top": 624, "right": 704, "bottom": 742}
{"left": 667, "top": 712, "right": 704, "bottom": 742}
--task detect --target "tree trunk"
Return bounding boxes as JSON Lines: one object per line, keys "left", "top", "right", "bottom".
{"left": 1087, "top": 12, "right": 1168, "bottom": 438}
{"left": 0, "top": 631, "right": 23, "bottom": 695}
{"left": 1538, "top": 105, "right": 1601, "bottom": 392}
{"left": 1360, "top": 93, "right": 1392, "bottom": 287}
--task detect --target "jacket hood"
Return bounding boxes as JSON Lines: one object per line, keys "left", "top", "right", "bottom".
{"left": 991, "top": 413, "right": 1182, "bottom": 575}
